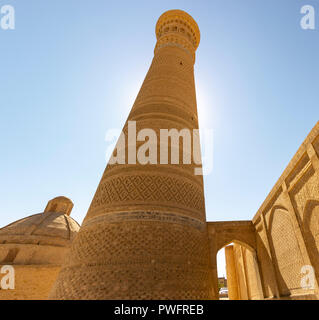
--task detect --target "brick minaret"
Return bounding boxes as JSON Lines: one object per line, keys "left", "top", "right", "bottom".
{"left": 50, "top": 9, "right": 215, "bottom": 300}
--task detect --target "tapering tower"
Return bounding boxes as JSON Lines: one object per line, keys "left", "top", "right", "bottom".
{"left": 50, "top": 9, "right": 215, "bottom": 300}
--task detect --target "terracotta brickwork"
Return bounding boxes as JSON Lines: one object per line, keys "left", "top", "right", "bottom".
{"left": 49, "top": 10, "right": 215, "bottom": 300}
{"left": 206, "top": 221, "right": 255, "bottom": 297}
{"left": 0, "top": 197, "right": 79, "bottom": 300}
{"left": 250, "top": 121, "right": 319, "bottom": 300}
{"left": 209, "top": 122, "right": 319, "bottom": 300}
{"left": 0, "top": 9, "right": 318, "bottom": 301}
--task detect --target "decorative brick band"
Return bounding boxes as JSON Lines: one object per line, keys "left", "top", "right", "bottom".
{"left": 82, "top": 211, "right": 206, "bottom": 231}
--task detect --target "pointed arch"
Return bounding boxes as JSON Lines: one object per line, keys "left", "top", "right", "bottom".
{"left": 268, "top": 205, "right": 304, "bottom": 296}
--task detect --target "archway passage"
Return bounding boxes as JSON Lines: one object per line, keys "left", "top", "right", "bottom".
{"left": 207, "top": 221, "right": 264, "bottom": 300}
{"left": 224, "top": 243, "right": 263, "bottom": 300}
{"left": 216, "top": 247, "right": 228, "bottom": 299}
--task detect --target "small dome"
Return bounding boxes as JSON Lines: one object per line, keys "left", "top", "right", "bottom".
{"left": 0, "top": 197, "right": 80, "bottom": 247}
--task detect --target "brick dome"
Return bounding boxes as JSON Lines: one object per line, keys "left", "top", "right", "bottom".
{"left": 0, "top": 211, "right": 80, "bottom": 247}
{"left": 0, "top": 196, "right": 79, "bottom": 247}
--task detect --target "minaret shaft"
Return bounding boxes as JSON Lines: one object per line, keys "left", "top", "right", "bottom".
{"left": 50, "top": 9, "right": 215, "bottom": 300}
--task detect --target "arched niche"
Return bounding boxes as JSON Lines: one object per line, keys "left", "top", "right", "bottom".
{"left": 268, "top": 205, "right": 304, "bottom": 296}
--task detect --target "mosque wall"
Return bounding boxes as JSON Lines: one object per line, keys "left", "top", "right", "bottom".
{"left": 215, "top": 122, "right": 319, "bottom": 300}
{"left": 250, "top": 121, "right": 319, "bottom": 300}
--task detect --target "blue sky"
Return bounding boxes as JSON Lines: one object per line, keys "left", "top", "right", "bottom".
{"left": 0, "top": 0, "right": 318, "bottom": 274}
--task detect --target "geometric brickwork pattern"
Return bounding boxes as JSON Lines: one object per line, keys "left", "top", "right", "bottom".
{"left": 50, "top": 10, "right": 215, "bottom": 299}
{"left": 50, "top": 221, "right": 213, "bottom": 299}
{"left": 88, "top": 174, "right": 205, "bottom": 219}
{"left": 251, "top": 123, "right": 319, "bottom": 300}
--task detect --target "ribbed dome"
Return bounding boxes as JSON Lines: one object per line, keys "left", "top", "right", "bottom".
{"left": 0, "top": 198, "right": 80, "bottom": 247}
